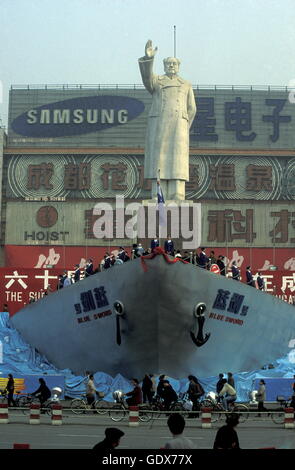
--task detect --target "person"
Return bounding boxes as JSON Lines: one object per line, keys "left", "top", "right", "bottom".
{"left": 125, "top": 379, "right": 142, "bottom": 406}
{"left": 209, "top": 250, "right": 217, "bottom": 267}
{"left": 31, "top": 378, "right": 51, "bottom": 406}
{"left": 156, "top": 374, "right": 166, "bottom": 399}
{"left": 198, "top": 247, "right": 208, "bottom": 269}
{"left": 74, "top": 264, "right": 81, "bottom": 282}
{"left": 231, "top": 261, "right": 240, "bottom": 281}
{"left": 57, "top": 274, "right": 64, "bottom": 290}
{"left": 63, "top": 273, "right": 72, "bottom": 287}
{"left": 174, "top": 250, "right": 182, "bottom": 259}
{"left": 138, "top": 40, "right": 196, "bottom": 201}
{"left": 85, "top": 259, "right": 94, "bottom": 277}
{"left": 217, "top": 255, "right": 226, "bottom": 276}
{"left": 86, "top": 374, "right": 97, "bottom": 409}
{"left": 257, "top": 272, "right": 264, "bottom": 290}
{"left": 114, "top": 256, "right": 123, "bottom": 266}
{"left": 218, "top": 379, "right": 237, "bottom": 411}
{"left": 161, "top": 380, "right": 178, "bottom": 410}
{"left": 136, "top": 243, "right": 145, "bottom": 257}
{"left": 164, "top": 414, "right": 195, "bottom": 449}
{"left": 216, "top": 373, "right": 225, "bottom": 402}
{"left": 246, "top": 266, "right": 255, "bottom": 287}
{"left": 187, "top": 375, "right": 205, "bottom": 418}
{"left": 142, "top": 374, "right": 154, "bottom": 404}
{"left": 92, "top": 427, "right": 124, "bottom": 454}
{"left": 290, "top": 375, "right": 295, "bottom": 410}
{"left": 151, "top": 238, "right": 159, "bottom": 252}
{"left": 213, "top": 413, "right": 240, "bottom": 450}
{"left": 5, "top": 374, "right": 16, "bottom": 407}
{"left": 227, "top": 372, "right": 235, "bottom": 389}
{"left": 3, "top": 304, "right": 9, "bottom": 312}
{"left": 164, "top": 236, "right": 174, "bottom": 255}
{"left": 256, "top": 379, "right": 267, "bottom": 416}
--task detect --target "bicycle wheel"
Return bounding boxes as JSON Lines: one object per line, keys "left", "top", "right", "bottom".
{"left": 19, "top": 396, "right": 39, "bottom": 415}
{"left": 71, "top": 398, "right": 86, "bottom": 414}
{"left": 109, "top": 404, "right": 126, "bottom": 422}
{"left": 170, "top": 402, "right": 186, "bottom": 415}
{"left": 94, "top": 399, "right": 108, "bottom": 415}
{"left": 271, "top": 409, "right": 285, "bottom": 424}
{"left": 200, "top": 401, "right": 221, "bottom": 422}
{"left": 139, "top": 405, "right": 152, "bottom": 422}
{"left": 232, "top": 404, "right": 249, "bottom": 423}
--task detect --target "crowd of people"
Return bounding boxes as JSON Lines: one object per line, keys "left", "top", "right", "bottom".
{"left": 45, "top": 242, "right": 265, "bottom": 294}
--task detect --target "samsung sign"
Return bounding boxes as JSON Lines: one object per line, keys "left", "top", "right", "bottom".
{"left": 11, "top": 95, "right": 145, "bottom": 137}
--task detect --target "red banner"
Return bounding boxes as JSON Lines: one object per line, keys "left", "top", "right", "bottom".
{"left": 4, "top": 245, "right": 295, "bottom": 272}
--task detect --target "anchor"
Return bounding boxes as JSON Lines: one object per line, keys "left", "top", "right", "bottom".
{"left": 190, "top": 302, "right": 211, "bottom": 347}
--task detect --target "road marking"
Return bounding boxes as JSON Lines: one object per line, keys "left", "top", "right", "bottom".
{"left": 57, "top": 434, "right": 97, "bottom": 437}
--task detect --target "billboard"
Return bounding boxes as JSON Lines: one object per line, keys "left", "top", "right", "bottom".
{"left": 5, "top": 200, "right": 295, "bottom": 248}
{"left": 4, "top": 152, "right": 295, "bottom": 201}
{"left": 7, "top": 87, "right": 295, "bottom": 149}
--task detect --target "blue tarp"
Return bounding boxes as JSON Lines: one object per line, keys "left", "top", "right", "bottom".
{"left": 0, "top": 312, "right": 294, "bottom": 401}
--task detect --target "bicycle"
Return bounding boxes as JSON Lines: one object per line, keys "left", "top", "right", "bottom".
{"left": 70, "top": 394, "right": 108, "bottom": 415}
{"left": 0, "top": 389, "right": 39, "bottom": 414}
{"left": 109, "top": 392, "right": 155, "bottom": 422}
{"left": 200, "top": 392, "right": 249, "bottom": 423}
{"left": 270, "top": 396, "right": 293, "bottom": 424}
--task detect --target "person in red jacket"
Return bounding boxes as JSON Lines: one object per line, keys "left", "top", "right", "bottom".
{"left": 125, "top": 379, "right": 142, "bottom": 406}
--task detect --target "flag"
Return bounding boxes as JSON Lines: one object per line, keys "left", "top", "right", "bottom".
{"left": 157, "top": 180, "right": 166, "bottom": 227}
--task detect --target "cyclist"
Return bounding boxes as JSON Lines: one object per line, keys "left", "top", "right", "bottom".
{"left": 125, "top": 379, "right": 142, "bottom": 406}
{"left": 187, "top": 375, "right": 205, "bottom": 418}
{"left": 86, "top": 374, "right": 97, "bottom": 409}
{"left": 161, "top": 380, "right": 178, "bottom": 411}
{"left": 218, "top": 379, "right": 237, "bottom": 411}
{"left": 31, "top": 378, "right": 51, "bottom": 407}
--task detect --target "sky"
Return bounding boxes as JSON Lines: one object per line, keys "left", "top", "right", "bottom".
{"left": 1, "top": 0, "right": 295, "bottom": 126}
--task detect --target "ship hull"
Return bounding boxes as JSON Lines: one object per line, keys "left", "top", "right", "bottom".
{"left": 10, "top": 252, "right": 295, "bottom": 378}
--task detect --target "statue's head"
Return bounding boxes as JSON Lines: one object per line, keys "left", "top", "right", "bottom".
{"left": 163, "top": 57, "right": 180, "bottom": 77}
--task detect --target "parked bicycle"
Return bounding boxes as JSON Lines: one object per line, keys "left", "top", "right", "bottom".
{"left": 200, "top": 391, "right": 249, "bottom": 423}
{"left": 70, "top": 392, "right": 108, "bottom": 415}
{"left": 0, "top": 389, "right": 39, "bottom": 414}
{"left": 270, "top": 395, "right": 293, "bottom": 424}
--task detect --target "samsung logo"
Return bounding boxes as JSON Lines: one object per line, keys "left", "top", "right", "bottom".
{"left": 26, "top": 108, "right": 129, "bottom": 125}
{"left": 11, "top": 95, "right": 145, "bottom": 138}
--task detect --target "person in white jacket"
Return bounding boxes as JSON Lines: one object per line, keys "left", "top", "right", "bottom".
{"left": 218, "top": 379, "right": 237, "bottom": 411}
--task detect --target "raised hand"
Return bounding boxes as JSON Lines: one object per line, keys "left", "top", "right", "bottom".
{"left": 145, "top": 39, "right": 158, "bottom": 58}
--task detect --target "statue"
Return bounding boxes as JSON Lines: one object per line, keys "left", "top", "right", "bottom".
{"left": 138, "top": 40, "right": 197, "bottom": 200}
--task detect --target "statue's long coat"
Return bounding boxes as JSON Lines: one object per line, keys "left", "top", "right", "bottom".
{"left": 138, "top": 56, "right": 196, "bottom": 181}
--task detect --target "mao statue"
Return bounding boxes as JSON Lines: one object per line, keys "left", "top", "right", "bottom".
{"left": 138, "top": 39, "right": 197, "bottom": 200}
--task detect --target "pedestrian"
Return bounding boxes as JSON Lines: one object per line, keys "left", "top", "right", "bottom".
{"left": 74, "top": 264, "right": 81, "bottom": 282}
{"left": 213, "top": 413, "right": 240, "bottom": 450}
{"left": 4, "top": 374, "right": 16, "bottom": 407}
{"left": 217, "top": 255, "right": 226, "bottom": 276}
{"left": 256, "top": 379, "right": 267, "bottom": 416}
{"left": 187, "top": 375, "right": 205, "bottom": 418}
{"left": 246, "top": 266, "right": 255, "bottom": 287}
{"left": 164, "top": 414, "right": 196, "bottom": 449}
{"left": 164, "top": 236, "right": 174, "bottom": 255}
{"left": 63, "top": 272, "right": 72, "bottom": 287}
{"left": 198, "top": 247, "right": 208, "bottom": 269}
{"left": 218, "top": 379, "right": 237, "bottom": 411}
{"left": 125, "top": 379, "right": 142, "bottom": 406}
{"left": 86, "top": 374, "right": 97, "bottom": 409}
{"left": 209, "top": 250, "right": 217, "bottom": 267}
{"left": 227, "top": 372, "right": 235, "bottom": 389}
{"left": 151, "top": 238, "right": 159, "bottom": 252}
{"left": 2, "top": 304, "right": 9, "bottom": 312}
{"left": 85, "top": 259, "right": 94, "bottom": 277}
{"left": 57, "top": 274, "right": 64, "bottom": 290}
{"left": 92, "top": 427, "right": 124, "bottom": 454}
{"left": 257, "top": 272, "right": 265, "bottom": 290}
{"left": 156, "top": 374, "right": 166, "bottom": 399}
{"left": 231, "top": 261, "right": 240, "bottom": 281}
{"left": 142, "top": 374, "right": 154, "bottom": 404}
{"left": 31, "top": 378, "right": 51, "bottom": 407}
